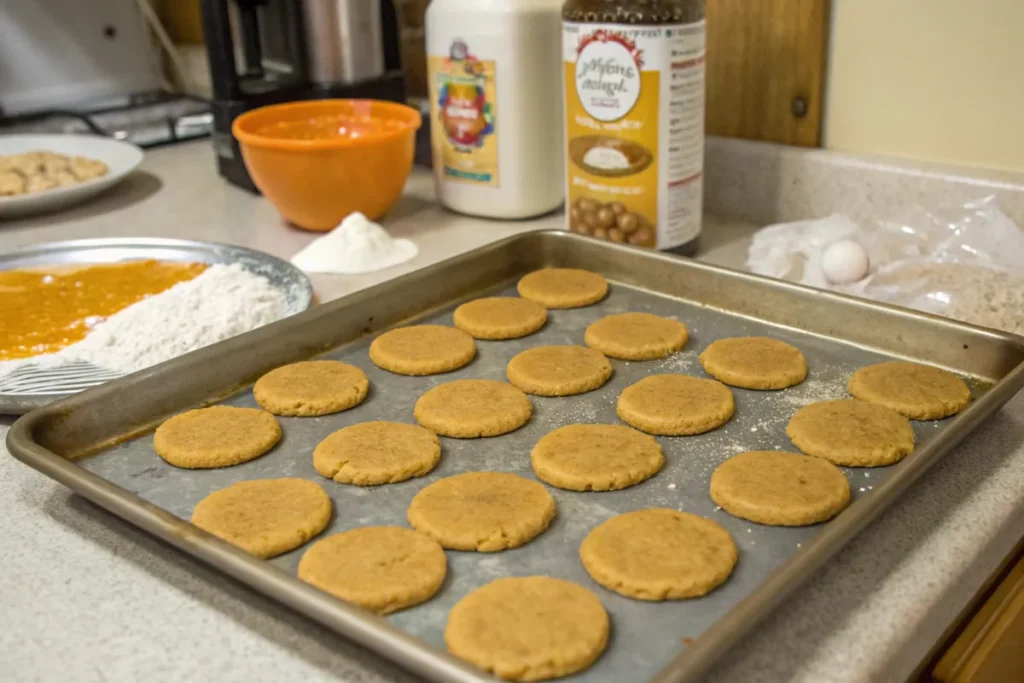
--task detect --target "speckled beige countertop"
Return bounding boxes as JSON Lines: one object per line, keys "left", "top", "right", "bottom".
{"left": 1, "top": 140, "right": 1023, "bottom": 683}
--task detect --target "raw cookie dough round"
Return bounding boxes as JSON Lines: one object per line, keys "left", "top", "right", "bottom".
{"left": 369, "top": 324, "right": 476, "bottom": 376}
{"left": 414, "top": 379, "right": 532, "bottom": 438}
{"left": 313, "top": 421, "right": 441, "bottom": 486}
{"left": 154, "top": 406, "right": 281, "bottom": 469}
{"left": 584, "top": 312, "right": 688, "bottom": 360}
{"left": 786, "top": 399, "right": 915, "bottom": 467}
{"left": 580, "top": 508, "right": 737, "bottom": 600}
{"left": 531, "top": 424, "right": 664, "bottom": 491}
{"left": 516, "top": 268, "right": 608, "bottom": 309}
{"left": 453, "top": 297, "right": 548, "bottom": 340}
{"left": 506, "top": 345, "right": 613, "bottom": 396}
{"left": 616, "top": 374, "right": 734, "bottom": 435}
{"left": 699, "top": 337, "right": 808, "bottom": 390}
{"left": 407, "top": 472, "right": 555, "bottom": 551}
{"left": 849, "top": 361, "right": 970, "bottom": 420}
{"left": 710, "top": 450, "right": 851, "bottom": 526}
{"left": 298, "top": 526, "right": 446, "bottom": 614}
{"left": 445, "top": 576, "right": 609, "bottom": 681}
{"left": 254, "top": 360, "right": 369, "bottom": 416}
{"left": 192, "top": 478, "right": 331, "bottom": 558}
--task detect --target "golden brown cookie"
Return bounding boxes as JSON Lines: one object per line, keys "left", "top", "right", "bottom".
{"left": 298, "top": 526, "right": 446, "bottom": 614}
{"left": 407, "top": 472, "right": 555, "bottom": 551}
{"left": 453, "top": 297, "right": 548, "bottom": 340}
{"left": 192, "top": 478, "right": 331, "bottom": 558}
{"left": 531, "top": 424, "right": 664, "bottom": 491}
{"left": 154, "top": 406, "right": 281, "bottom": 469}
{"left": 849, "top": 361, "right": 970, "bottom": 420}
{"left": 516, "top": 268, "right": 609, "bottom": 309}
{"left": 786, "top": 399, "right": 915, "bottom": 467}
{"left": 616, "top": 374, "right": 734, "bottom": 435}
{"left": 584, "top": 312, "right": 689, "bottom": 360}
{"left": 313, "top": 421, "right": 441, "bottom": 486}
{"left": 710, "top": 451, "right": 851, "bottom": 526}
{"left": 369, "top": 324, "right": 476, "bottom": 375}
{"left": 506, "top": 345, "right": 612, "bottom": 396}
{"left": 580, "top": 508, "right": 737, "bottom": 600}
{"left": 699, "top": 337, "right": 808, "bottom": 390}
{"left": 445, "top": 576, "right": 609, "bottom": 681}
{"left": 414, "top": 379, "right": 532, "bottom": 438}
{"left": 253, "top": 360, "right": 369, "bottom": 416}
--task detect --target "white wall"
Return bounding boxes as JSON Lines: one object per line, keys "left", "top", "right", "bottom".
{"left": 824, "top": 0, "right": 1024, "bottom": 173}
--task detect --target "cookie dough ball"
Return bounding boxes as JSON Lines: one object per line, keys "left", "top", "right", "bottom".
{"left": 585, "top": 312, "right": 689, "bottom": 360}
{"left": 254, "top": 360, "right": 369, "bottom": 416}
{"left": 154, "top": 406, "right": 281, "bottom": 469}
{"left": 616, "top": 374, "right": 734, "bottom": 435}
{"left": 445, "top": 576, "right": 609, "bottom": 681}
{"left": 516, "top": 268, "right": 608, "bottom": 309}
{"left": 298, "top": 526, "right": 446, "bottom": 614}
{"left": 531, "top": 424, "right": 663, "bottom": 491}
{"left": 710, "top": 450, "right": 851, "bottom": 525}
{"left": 369, "top": 324, "right": 476, "bottom": 375}
{"left": 192, "top": 478, "right": 331, "bottom": 558}
{"left": 506, "top": 345, "right": 612, "bottom": 396}
{"left": 407, "top": 472, "right": 555, "bottom": 551}
{"left": 580, "top": 508, "right": 737, "bottom": 600}
{"left": 848, "top": 361, "right": 970, "bottom": 420}
{"left": 453, "top": 297, "right": 547, "bottom": 340}
{"left": 414, "top": 379, "right": 532, "bottom": 438}
{"left": 699, "top": 337, "right": 807, "bottom": 390}
{"left": 786, "top": 399, "right": 915, "bottom": 467}
{"left": 313, "top": 421, "right": 440, "bottom": 486}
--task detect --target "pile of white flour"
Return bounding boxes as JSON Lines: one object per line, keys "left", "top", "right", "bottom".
{"left": 290, "top": 212, "right": 418, "bottom": 274}
{"left": 0, "top": 263, "right": 287, "bottom": 378}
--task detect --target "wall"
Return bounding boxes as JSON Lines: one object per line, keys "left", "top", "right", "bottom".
{"left": 824, "top": 0, "right": 1024, "bottom": 173}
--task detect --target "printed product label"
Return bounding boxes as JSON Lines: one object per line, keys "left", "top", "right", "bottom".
{"left": 564, "top": 21, "right": 705, "bottom": 249}
{"left": 428, "top": 39, "right": 499, "bottom": 187}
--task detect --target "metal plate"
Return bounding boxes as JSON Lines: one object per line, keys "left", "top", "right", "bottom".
{"left": 8, "top": 231, "right": 1024, "bottom": 683}
{"left": 0, "top": 237, "right": 313, "bottom": 414}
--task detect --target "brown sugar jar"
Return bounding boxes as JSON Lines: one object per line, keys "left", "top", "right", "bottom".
{"left": 562, "top": 0, "right": 706, "bottom": 254}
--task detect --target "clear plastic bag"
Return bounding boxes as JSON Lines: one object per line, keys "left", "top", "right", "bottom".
{"left": 746, "top": 196, "right": 1024, "bottom": 335}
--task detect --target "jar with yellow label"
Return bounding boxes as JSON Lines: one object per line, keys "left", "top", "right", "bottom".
{"left": 562, "top": 0, "right": 706, "bottom": 254}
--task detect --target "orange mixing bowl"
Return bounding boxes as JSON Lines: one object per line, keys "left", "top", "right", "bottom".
{"left": 232, "top": 99, "right": 421, "bottom": 231}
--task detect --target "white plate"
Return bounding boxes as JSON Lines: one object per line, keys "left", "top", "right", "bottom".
{"left": 0, "top": 134, "right": 144, "bottom": 219}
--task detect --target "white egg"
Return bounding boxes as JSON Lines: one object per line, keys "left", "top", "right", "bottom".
{"left": 821, "top": 240, "right": 870, "bottom": 285}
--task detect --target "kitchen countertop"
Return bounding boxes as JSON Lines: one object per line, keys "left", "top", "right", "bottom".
{"left": 2, "top": 141, "right": 1022, "bottom": 683}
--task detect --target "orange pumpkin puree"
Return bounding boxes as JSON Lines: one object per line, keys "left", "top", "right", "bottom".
{"left": 0, "top": 260, "right": 206, "bottom": 360}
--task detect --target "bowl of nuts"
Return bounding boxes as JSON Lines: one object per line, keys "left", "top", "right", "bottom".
{"left": 568, "top": 197, "right": 655, "bottom": 247}
{"left": 568, "top": 135, "right": 653, "bottom": 178}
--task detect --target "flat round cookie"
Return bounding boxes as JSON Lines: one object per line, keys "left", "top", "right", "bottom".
{"left": 849, "top": 361, "right": 970, "bottom": 420}
{"left": 414, "top": 379, "right": 532, "bottom": 438}
{"left": 313, "top": 421, "right": 441, "bottom": 486}
{"left": 616, "top": 374, "right": 734, "bottom": 435}
{"left": 584, "top": 312, "right": 688, "bottom": 360}
{"left": 369, "top": 324, "right": 476, "bottom": 376}
{"left": 254, "top": 360, "right": 369, "bottom": 416}
{"left": 699, "top": 337, "right": 807, "bottom": 390}
{"left": 580, "top": 508, "right": 737, "bottom": 600}
{"left": 506, "top": 345, "right": 612, "bottom": 396}
{"left": 710, "top": 450, "right": 851, "bottom": 526}
{"left": 531, "top": 424, "right": 664, "bottom": 491}
{"left": 154, "top": 406, "right": 281, "bottom": 469}
{"left": 298, "top": 526, "right": 446, "bottom": 614}
{"left": 407, "top": 472, "right": 555, "bottom": 551}
{"left": 516, "top": 268, "right": 608, "bottom": 309}
{"left": 453, "top": 297, "right": 548, "bottom": 340}
{"left": 445, "top": 576, "right": 609, "bottom": 681}
{"left": 192, "top": 478, "right": 331, "bottom": 558}
{"left": 786, "top": 399, "right": 915, "bottom": 467}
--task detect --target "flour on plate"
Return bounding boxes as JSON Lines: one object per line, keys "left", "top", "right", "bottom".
{"left": 290, "top": 211, "right": 418, "bottom": 275}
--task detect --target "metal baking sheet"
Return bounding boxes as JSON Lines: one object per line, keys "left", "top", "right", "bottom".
{"left": 0, "top": 237, "right": 313, "bottom": 414}
{"left": 8, "top": 231, "right": 1024, "bottom": 683}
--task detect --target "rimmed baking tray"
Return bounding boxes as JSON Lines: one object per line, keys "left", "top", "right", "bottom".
{"left": 8, "top": 231, "right": 1024, "bottom": 683}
